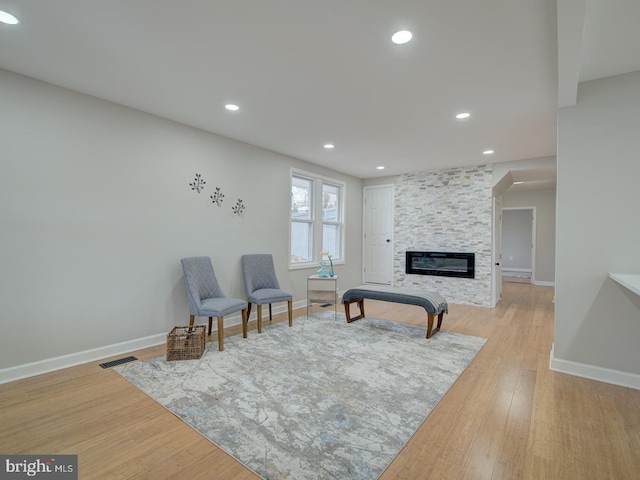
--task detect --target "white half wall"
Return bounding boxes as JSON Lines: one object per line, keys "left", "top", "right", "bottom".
{"left": 555, "top": 70, "right": 640, "bottom": 380}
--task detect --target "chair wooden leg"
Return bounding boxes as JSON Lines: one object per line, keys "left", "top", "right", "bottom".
{"left": 269, "top": 303, "right": 273, "bottom": 322}
{"left": 217, "top": 317, "right": 224, "bottom": 351}
{"left": 247, "top": 303, "right": 252, "bottom": 323}
{"left": 208, "top": 317, "right": 213, "bottom": 336}
{"left": 189, "top": 315, "right": 195, "bottom": 326}
{"left": 257, "top": 305, "right": 262, "bottom": 333}
{"left": 241, "top": 308, "right": 248, "bottom": 338}
{"left": 287, "top": 300, "right": 293, "bottom": 327}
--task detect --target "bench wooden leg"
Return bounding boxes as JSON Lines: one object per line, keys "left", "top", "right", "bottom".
{"left": 426, "top": 311, "right": 445, "bottom": 338}
{"left": 344, "top": 298, "right": 365, "bottom": 323}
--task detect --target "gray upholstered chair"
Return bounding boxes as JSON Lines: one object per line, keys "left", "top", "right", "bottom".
{"left": 241, "top": 254, "right": 293, "bottom": 333}
{"left": 180, "top": 256, "right": 248, "bottom": 351}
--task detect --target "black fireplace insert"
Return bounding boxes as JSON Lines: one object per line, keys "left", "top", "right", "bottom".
{"left": 405, "top": 251, "right": 475, "bottom": 279}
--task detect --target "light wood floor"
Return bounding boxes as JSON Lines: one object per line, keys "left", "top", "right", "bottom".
{"left": 2, "top": 282, "right": 639, "bottom": 479}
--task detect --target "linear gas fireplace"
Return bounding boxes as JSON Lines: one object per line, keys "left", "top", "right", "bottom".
{"left": 406, "top": 251, "right": 475, "bottom": 279}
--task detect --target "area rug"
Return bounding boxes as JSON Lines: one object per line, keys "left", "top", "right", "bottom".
{"left": 115, "top": 311, "right": 486, "bottom": 479}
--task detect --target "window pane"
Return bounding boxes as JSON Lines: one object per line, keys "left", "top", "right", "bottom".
{"left": 322, "top": 224, "right": 341, "bottom": 260}
{"left": 292, "top": 176, "right": 313, "bottom": 221}
{"left": 322, "top": 183, "right": 339, "bottom": 221}
{"left": 291, "top": 222, "right": 312, "bottom": 263}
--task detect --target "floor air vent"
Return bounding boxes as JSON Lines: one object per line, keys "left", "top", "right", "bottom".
{"left": 99, "top": 356, "right": 138, "bottom": 369}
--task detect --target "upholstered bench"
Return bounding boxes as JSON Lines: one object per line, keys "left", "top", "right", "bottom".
{"left": 342, "top": 285, "right": 448, "bottom": 338}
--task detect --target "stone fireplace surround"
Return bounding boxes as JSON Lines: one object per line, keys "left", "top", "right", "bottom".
{"left": 393, "top": 165, "right": 493, "bottom": 307}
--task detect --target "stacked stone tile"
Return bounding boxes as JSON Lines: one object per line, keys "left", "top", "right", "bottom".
{"left": 394, "top": 165, "right": 493, "bottom": 307}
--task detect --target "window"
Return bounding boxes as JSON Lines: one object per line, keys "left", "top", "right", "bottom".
{"left": 290, "top": 175, "right": 313, "bottom": 263}
{"left": 322, "top": 183, "right": 342, "bottom": 260}
{"left": 290, "top": 170, "right": 345, "bottom": 268}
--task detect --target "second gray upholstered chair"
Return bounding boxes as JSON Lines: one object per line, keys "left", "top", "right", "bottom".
{"left": 241, "top": 254, "right": 293, "bottom": 333}
{"left": 180, "top": 256, "right": 248, "bottom": 351}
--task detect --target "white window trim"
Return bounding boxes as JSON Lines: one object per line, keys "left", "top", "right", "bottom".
{"left": 289, "top": 168, "right": 346, "bottom": 270}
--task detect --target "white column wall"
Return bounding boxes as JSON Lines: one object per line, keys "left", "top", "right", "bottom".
{"left": 554, "top": 70, "right": 640, "bottom": 382}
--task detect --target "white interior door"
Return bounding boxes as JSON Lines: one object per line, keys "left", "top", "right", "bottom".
{"left": 363, "top": 185, "right": 393, "bottom": 284}
{"left": 492, "top": 196, "right": 503, "bottom": 306}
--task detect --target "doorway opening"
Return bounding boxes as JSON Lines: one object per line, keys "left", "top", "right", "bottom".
{"left": 501, "top": 207, "right": 536, "bottom": 284}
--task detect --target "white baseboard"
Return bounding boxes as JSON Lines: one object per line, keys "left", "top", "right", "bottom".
{"left": 533, "top": 280, "right": 555, "bottom": 287}
{"left": 0, "top": 300, "right": 314, "bottom": 385}
{"left": 0, "top": 333, "right": 167, "bottom": 385}
{"left": 549, "top": 344, "right": 640, "bottom": 390}
{"left": 502, "top": 267, "right": 532, "bottom": 273}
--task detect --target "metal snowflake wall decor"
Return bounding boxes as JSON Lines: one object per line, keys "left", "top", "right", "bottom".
{"left": 210, "top": 187, "right": 224, "bottom": 206}
{"left": 232, "top": 199, "right": 245, "bottom": 216}
{"left": 189, "top": 173, "right": 206, "bottom": 193}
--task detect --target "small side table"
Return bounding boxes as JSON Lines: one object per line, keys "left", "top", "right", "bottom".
{"left": 307, "top": 275, "right": 338, "bottom": 319}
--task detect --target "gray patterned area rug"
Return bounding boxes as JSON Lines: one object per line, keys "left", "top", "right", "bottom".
{"left": 115, "top": 311, "right": 486, "bottom": 479}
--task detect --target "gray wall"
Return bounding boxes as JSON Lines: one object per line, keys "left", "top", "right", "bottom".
{"left": 502, "top": 188, "right": 556, "bottom": 283}
{"left": 555, "top": 70, "right": 640, "bottom": 378}
{"left": 0, "top": 69, "right": 364, "bottom": 371}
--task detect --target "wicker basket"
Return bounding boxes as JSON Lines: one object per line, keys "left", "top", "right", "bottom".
{"left": 166, "top": 325, "right": 206, "bottom": 361}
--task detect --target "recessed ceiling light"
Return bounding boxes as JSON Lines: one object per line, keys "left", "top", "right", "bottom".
{"left": 0, "top": 10, "right": 19, "bottom": 24}
{"left": 376, "top": 166, "right": 385, "bottom": 170}
{"left": 224, "top": 104, "right": 239, "bottom": 111}
{"left": 391, "top": 30, "right": 412, "bottom": 45}
{"left": 456, "top": 112, "right": 471, "bottom": 119}
{"left": 323, "top": 143, "right": 335, "bottom": 149}
{"left": 482, "top": 149, "right": 494, "bottom": 155}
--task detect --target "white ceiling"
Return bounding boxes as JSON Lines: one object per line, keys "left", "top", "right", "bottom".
{"left": 0, "top": 0, "right": 639, "bottom": 181}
